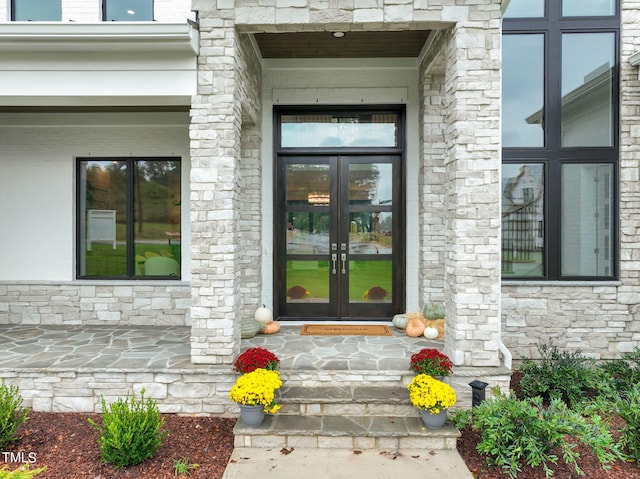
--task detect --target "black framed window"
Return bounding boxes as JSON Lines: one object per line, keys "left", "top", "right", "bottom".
{"left": 502, "top": 0, "right": 619, "bottom": 280}
{"left": 103, "top": 0, "right": 153, "bottom": 21}
{"left": 12, "top": 0, "right": 61, "bottom": 21}
{"left": 77, "top": 158, "right": 181, "bottom": 279}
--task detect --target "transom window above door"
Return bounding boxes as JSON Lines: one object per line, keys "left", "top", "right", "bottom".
{"left": 280, "top": 112, "right": 400, "bottom": 148}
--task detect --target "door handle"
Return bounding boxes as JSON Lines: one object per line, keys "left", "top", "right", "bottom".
{"left": 331, "top": 253, "right": 337, "bottom": 275}
{"left": 341, "top": 253, "right": 347, "bottom": 274}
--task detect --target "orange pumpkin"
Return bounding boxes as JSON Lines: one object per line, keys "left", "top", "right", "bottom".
{"left": 405, "top": 318, "right": 426, "bottom": 338}
{"left": 261, "top": 321, "right": 281, "bottom": 334}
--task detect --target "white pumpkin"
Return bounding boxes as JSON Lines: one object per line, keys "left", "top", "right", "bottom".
{"left": 423, "top": 327, "right": 439, "bottom": 340}
{"left": 254, "top": 305, "right": 273, "bottom": 325}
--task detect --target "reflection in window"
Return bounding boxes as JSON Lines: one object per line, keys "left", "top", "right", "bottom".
{"left": 13, "top": 0, "right": 61, "bottom": 20}
{"left": 563, "top": 0, "right": 615, "bottom": 17}
{"left": 286, "top": 212, "right": 330, "bottom": 254}
{"left": 561, "top": 33, "right": 615, "bottom": 147}
{"left": 503, "top": 0, "right": 544, "bottom": 18}
{"left": 503, "top": 35, "right": 545, "bottom": 147}
{"left": 281, "top": 112, "right": 398, "bottom": 148}
{"left": 502, "top": 164, "right": 544, "bottom": 277}
{"left": 561, "top": 164, "right": 614, "bottom": 277}
{"left": 286, "top": 261, "right": 329, "bottom": 303}
{"left": 103, "top": 0, "right": 153, "bottom": 21}
{"left": 350, "top": 260, "right": 392, "bottom": 303}
{"left": 349, "top": 212, "right": 392, "bottom": 255}
{"left": 349, "top": 163, "right": 392, "bottom": 205}
{"left": 286, "top": 164, "right": 330, "bottom": 206}
{"left": 78, "top": 158, "right": 181, "bottom": 278}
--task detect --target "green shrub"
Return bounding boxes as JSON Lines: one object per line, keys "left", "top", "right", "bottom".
{"left": 596, "top": 347, "right": 640, "bottom": 399}
{"left": 616, "top": 386, "right": 640, "bottom": 464}
{"left": 471, "top": 393, "right": 621, "bottom": 478}
{"left": 0, "top": 465, "right": 47, "bottom": 479}
{"left": 519, "top": 342, "right": 596, "bottom": 406}
{"left": 88, "top": 390, "right": 167, "bottom": 469}
{"left": 0, "top": 380, "right": 29, "bottom": 449}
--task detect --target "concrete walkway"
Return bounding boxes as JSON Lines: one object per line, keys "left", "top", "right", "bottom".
{"left": 223, "top": 448, "right": 475, "bottom": 479}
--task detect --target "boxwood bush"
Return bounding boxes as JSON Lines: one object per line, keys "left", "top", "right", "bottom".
{"left": 88, "top": 390, "right": 167, "bottom": 469}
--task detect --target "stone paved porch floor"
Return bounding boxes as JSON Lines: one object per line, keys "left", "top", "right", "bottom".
{"left": 0, "top": 324, "right": 441, "bottom": 373}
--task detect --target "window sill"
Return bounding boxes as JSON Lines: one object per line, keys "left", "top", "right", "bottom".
{"left": 502, "top": 280, "right": 621, "bottom": 287}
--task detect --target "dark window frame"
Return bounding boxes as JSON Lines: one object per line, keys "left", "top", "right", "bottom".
{"left": 76, "top": 156, "right": 181, "bottom": 280}
{"left": 502, "top": 0, "right": 620, "bottom": 281}
{"left": 101, "top": 0, "right": 154, "bottom": 21}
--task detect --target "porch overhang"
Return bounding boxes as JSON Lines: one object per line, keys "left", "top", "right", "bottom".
{"left": 0, "top": 22, "right": 199, "bottom": 107}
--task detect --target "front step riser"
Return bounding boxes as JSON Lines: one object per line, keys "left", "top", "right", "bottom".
{"left": 234, "top": 433, "right": 458, "bottom": 451}
{"left": 279, "top": 403, "right": 416, "bottom": 417}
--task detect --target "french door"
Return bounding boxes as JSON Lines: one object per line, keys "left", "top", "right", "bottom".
{"left": 275, "top": 154, "right": 404, "bottom": 320}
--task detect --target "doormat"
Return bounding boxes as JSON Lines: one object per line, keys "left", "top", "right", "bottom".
{"left": 300, "top": 324, "right": 393, "bottom": 336}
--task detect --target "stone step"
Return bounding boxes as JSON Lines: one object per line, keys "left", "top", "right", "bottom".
{"left": 233, "top": 414, "right": 460, "bottom": 451}
{"left": 277, "top": 385, "right": 416, "bottom": 416}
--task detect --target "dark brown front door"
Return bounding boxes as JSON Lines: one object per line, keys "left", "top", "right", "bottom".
{"left": 275, "top": 154, "right": 404, "bottom": 320}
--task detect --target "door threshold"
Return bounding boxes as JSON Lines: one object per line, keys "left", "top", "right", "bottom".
{"left": 279, "top": 320, "right": 392, "bottom": 326}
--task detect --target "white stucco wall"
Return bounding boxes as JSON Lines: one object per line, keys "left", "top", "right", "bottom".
{"left": 0, "top": 111, "right": 191, "bottom": 281}
{"left": 260, "top": 58, "right": 422, "bottom": 313}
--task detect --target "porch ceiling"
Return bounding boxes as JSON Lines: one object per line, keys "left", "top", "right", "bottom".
{"left": 253, "top": 30, "right": 432, "bottom": 59}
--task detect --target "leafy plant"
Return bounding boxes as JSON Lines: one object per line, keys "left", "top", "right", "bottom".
{"left": 233, "top": 347, "right": 280, "bottom": 374}
{"left": 471, "top": 392, "right": 621, "bottom": 478}
{"left": 228, "top": 368, "right": 282, "bottom": 414}
{"left": 407, "top": 374, "right": 457, "bottom": 414}
{"left": 519, "top": 342, "right": 596, "bottom": 406}
{"left": 409, "top": 348, "right": 453, "bottom": 377}
{"left": 173, "top": 457, "right": 199, "bottom": 477}
{"left": 88, "top": 390, "right": 167, "bottom": 469}
{"left": 0, "top": 380, "right": 29, "bottom": 449}
{"left": 616, "top": 385, "right": 640, "bottom": 463}
{"left": 0, "top": 464, "right": 47, "bottom": 479}
{"left": 596, "top": 347, "right": 640, "bottom": 399}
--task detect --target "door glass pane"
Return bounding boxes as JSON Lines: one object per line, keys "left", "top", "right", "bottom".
{"left": 133, "top": 160, "right": 181, "bottom": 277}
{"left": 562, "top": 33, "right": 615, "bottom": 147}
{"left": 286, "top": 260, "right": 330, "bottom": 303}
{"left": 79, "top": 160, "right": 127, "bottom": 277}
{"left": 349, "top": 212, "right": 392, "bottom": 254}
{"left": 13, "top": 0, "right": 61, "bottom": 20}
{"left": 561, "top": 164, "right": 614, "bottom": 277}
{"left": 503, "top": 0, "right": 544, "bottom": 18}
{"left": 349, "top": 163, "right": 392, "bottom": 205}
{"left": 350, "top": 260, "right": 392, "bottom": 303}
{"left": 563, "top": 0, "right": 615, "bottom": 16}
{"left": 281, "top": 113, "right": 398, "bottom": 148}
{"left": 286, "top": 212, "right": 330, "bottom": 254}
{"left": 501, "top": 164, "right": 544, "bottom": 277}
{"left": 286, "top": 164, "right": 330, "bottom": 206}
{"left": 503, "top": 35, "right": 544, "bottom": 147}
{"left": 105, "top": 0, "right": 153, "bottom": 21}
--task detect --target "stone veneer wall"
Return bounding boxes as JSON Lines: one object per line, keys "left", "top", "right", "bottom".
{"left": 501, "top": 2, "right": 640, "bottom": 361}
{"left": 189, "top": 5, "right": 263, "bottom": 364}
{"left": 0, "top": 282, "right": 190, "bottom": 326}
{"left": 441, "top": 10, "right": 503, "bottom": 367}
{"left": 419, "top": 33, "right": 447, "bottom": 307}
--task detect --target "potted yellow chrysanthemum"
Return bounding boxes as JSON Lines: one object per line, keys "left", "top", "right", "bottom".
{"left": 229, "top": 368, "right": 282, "bottom": 427}
{"left": 407, "top": 374, "right": 457, "bottom": 429}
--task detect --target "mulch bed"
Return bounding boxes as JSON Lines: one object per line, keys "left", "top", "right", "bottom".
{"left": 2, "top": 372, "right": 639, "bottom": 478}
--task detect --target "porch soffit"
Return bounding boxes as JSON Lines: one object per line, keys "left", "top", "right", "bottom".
{"left": 253, "top": 30, "right": 432, "bottom": 59}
